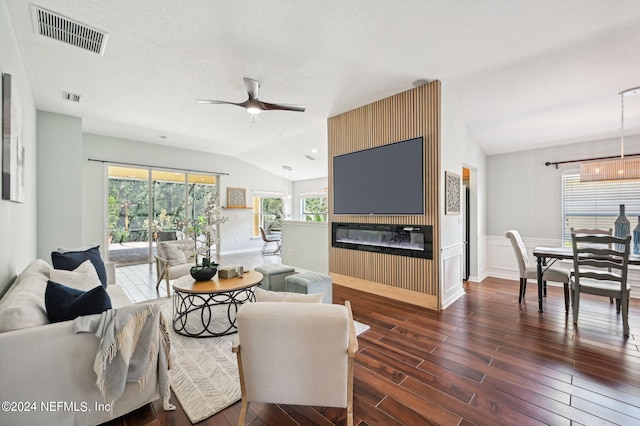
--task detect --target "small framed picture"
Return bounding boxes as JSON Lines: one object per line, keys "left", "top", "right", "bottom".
{"left": 445, "top": 171, "right": 461, "bottom": 215}
{"left": 227, "top": 187, "right": 246, "bottom": 208}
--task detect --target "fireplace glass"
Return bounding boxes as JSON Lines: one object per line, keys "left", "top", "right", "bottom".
{"left": 331, "top": 222, "right": 433, "bottom": 259}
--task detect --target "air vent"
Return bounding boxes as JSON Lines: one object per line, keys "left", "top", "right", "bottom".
{"left": 304, "top": 154, "right": 316, "bottom": 161}
{"left": 63, "top": 92, "right": 81, "bottom": 102}
{"left": 31, "top": 6, "right": 108, "bottom": 55}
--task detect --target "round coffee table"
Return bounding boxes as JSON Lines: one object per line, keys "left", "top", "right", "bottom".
{"left": 172, "top": 270, "right": 263, "bottom": 337}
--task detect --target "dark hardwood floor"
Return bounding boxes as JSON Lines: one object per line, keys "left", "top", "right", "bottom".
{"left": 105, "top": 257, "right": 640, "bottom": 425}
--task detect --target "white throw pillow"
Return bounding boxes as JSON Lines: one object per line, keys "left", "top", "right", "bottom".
{"left": 49, "top": 260, "right": 103, "bottom": 291}
{"left": 254, "top": 287, "right": 324, "bottom": 303}
{"left": 158, "top": 242, "right": 187, "bottom": 266}
{"left": 0, "top": 260, "right": 51, "bottom": 332}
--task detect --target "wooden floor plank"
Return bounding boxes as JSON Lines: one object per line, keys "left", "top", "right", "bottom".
{"left": 102, "top": 256, "right": 640, "bottom": 425}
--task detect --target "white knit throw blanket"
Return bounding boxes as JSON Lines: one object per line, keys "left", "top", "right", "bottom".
{"left": 73, "top": 303, "right": 175, "bottom": 411}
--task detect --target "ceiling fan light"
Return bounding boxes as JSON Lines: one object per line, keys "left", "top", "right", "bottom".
{"left": 246, "top": 106, "right": 261, "bottom": 115}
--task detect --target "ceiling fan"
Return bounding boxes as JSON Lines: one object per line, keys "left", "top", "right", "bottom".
{"left": 197, "top": 77, "right": 306, "bottom": 116}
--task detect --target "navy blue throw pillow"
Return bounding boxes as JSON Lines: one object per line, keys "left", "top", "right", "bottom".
{"left": 45, "top": 280, "right": 112, "bottom": 323}
{"left": 51, "top": 245, "right": 108, "bottom": 288}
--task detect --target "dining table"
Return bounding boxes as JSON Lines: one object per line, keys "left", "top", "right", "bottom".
{"left": 532, "top": 246, "right": 640, "bottom": 313}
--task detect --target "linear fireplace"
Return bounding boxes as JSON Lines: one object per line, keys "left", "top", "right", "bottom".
{"left": 331, "top": 222, "right": 433, "bottom": 259}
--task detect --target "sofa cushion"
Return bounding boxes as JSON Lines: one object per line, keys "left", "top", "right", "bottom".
{"left": 254, "top": 287, "right": 324, "bottom": 303}
{"left": 158, "top": 241, "right": 186, "bottom": 266}
{"left": 106, "top": 285, "right": 132, "bottom": 309}
{"left": 45, "top": 281, "right": 112, "bottom": 323}
{"left": 49, "top": 260, "right": 103, "bottom": 291}
{"left": 52, "top": 245, "right": 108, "bottom": 288}
{"left": 0, "top": 260, "right": 51, "bottom": 332}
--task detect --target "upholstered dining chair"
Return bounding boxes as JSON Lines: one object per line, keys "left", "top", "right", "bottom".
{"left": 570, "top": 228, "right": 617, "bottom": 308}
{"left": 505, "top": 230, "right": 571, "bottom": 312}
{"left": 232, "top": 301, "right": 358, "bottom": 426}
{"left": 570, "top": 233, "right": 631, "bottom": 336}
{"left": 259, "top": 227, "right": 281, "bottom": 255}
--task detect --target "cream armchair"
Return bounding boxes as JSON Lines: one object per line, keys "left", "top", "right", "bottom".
{"left": 232, "top": 301, "right": 358, "bottom": 426}
{"left": 155, "top": 239, "right": 195, "bottom": 297}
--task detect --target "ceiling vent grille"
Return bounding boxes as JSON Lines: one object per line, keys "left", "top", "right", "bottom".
{"left": 31, "top": 6, "right": 108, "bottom": 55}
{"left": 63, "top": 92, "right": 81, "bottom": 102}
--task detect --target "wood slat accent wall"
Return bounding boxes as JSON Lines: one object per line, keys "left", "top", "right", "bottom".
{"left": 328, "top": 81, "right": 441, "bottom": 300}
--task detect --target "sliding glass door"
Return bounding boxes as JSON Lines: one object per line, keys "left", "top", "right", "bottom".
{"left": 107, "top": 166, "right": 218, "bottom": 265}
{"left": 107, "top": 167, "right": 152, "bottom": 265}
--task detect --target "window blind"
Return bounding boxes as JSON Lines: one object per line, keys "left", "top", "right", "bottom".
{"left": 562, "top": 170, "right": 640, "bottom": 246}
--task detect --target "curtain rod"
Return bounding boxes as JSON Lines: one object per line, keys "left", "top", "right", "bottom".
{"left": 87, "top": 158, "right": 229, "bottom": 176}
{"left": 545, "top": 152, "right": 640, "bottom": 169}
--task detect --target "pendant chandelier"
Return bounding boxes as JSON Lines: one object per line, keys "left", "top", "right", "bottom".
{"left": 580, "top": 87, "right": 640, "bottom": 182}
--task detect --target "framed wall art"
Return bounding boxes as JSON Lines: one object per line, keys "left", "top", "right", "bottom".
{"left": 227, "top": 187, "right": 246, "bottom": 208}
{"left": 2, "top": 73, "right": 25, "bottom": 203}
{"left": 445, "top": 171, "right": 461, "bottom": 215}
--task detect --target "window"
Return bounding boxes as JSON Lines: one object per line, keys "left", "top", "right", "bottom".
{"left": 252, "top": 192, "right": 283, "bottom": 237}
{"left": 300, "top": 192, "right": 328, "bottom": 222}
{"left": 561, "top": 170, "right": 640, "bottom": 247}
{"left": 107, "top": 166, "right": 218, "bottom": 264}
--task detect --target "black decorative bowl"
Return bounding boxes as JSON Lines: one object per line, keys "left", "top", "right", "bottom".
{"left": 190, "top": 266, "right": 218, "bottom": 281}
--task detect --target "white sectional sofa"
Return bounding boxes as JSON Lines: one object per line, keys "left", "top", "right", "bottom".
{"left": 0, "top": 259, "right": 161, "bottom": 426}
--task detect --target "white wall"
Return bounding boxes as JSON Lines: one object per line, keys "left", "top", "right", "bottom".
{"left": 37, "top": 112, "right": 83, "bottom": 259}
{"left": 440, "top": 86, "right": 487, "bottom": 306}
{"left": 280, "top": 221, "right": 328, "bottom": 273}
{"left": 487, "top": 134, "right": 640, "bottom": 239}
{"left": 31, "top": 121, "right": 292, "bottom": 259}
{"left": 0, "top": 0, "right": 37, "bottom": 295}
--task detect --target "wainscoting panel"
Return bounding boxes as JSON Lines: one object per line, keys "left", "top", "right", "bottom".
{"left": 441, "top": 243, "right": 465, "bottom": 309}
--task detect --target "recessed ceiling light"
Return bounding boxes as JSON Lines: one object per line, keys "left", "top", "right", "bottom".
{"left": 311, "top": 148, "right": 319, "bottom": 154}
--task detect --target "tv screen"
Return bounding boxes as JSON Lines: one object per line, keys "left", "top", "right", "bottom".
{"left": 333, "top": 137, "right": 424, "bottom": 215}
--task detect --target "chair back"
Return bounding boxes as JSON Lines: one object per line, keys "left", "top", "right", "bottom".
{"left": 235, "top": 301, "right": 356, "bottom": 408}
{"left": 570, "top": 228, "right": 612, "bottom": 248}
{"left": 157, "top": 230, "right": 178, "bottom": 241}
{"left": 260, "top": 227, "right": 280, "bottom": 242}
{"left": 505, "top": 230, "right": 529, "bottom": 277}
{"left": 259, "top": 227, "right": 269, "bottom": 242}
{"left": 570, "top": 233, "right": 631, "bottom": 296}
{"left": 156, "top": 239, "right": 194, "bottom": 264}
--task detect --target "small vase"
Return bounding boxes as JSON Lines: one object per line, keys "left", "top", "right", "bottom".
{"left": 190, "top": 261, "right": 218, "bottom": 281}
{"left": 634, "top": 216, "right": 640, "bottom": 255}
{"left": 190, "top": 266, "right": 217, "bottom": 281}
{"left": 614, "top": 204, "right": 631, "bottom": 251}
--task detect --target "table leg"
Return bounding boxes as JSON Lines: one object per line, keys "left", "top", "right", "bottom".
{"left": 537, "top": 256, "right": 544, "bottom": 313}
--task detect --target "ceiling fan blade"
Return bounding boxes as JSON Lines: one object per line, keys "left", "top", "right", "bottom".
{"left": 243, "top": 78, "right": 260, "bottom": 100}
{"left": 197, "top": 99, "right": 250, "bottom": 108}
{"left": 260, "top": 101, "right": 306, "bottom": 112}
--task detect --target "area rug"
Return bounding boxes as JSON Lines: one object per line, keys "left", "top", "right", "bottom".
{"left": 146, "top": 298, "right": 370, "bottom": 424}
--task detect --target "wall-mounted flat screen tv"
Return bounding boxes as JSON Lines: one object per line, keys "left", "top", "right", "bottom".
{"left": 333, "top": 136, "right": 424, "bottom": 215}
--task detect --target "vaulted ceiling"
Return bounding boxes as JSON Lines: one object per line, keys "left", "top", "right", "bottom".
{"left": 5, "top": 0, "right": 640, "bottom": 180}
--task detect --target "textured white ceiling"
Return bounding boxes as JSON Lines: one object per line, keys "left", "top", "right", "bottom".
{"left": 5, "top": 0, "right": 640, "bottom": 180}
